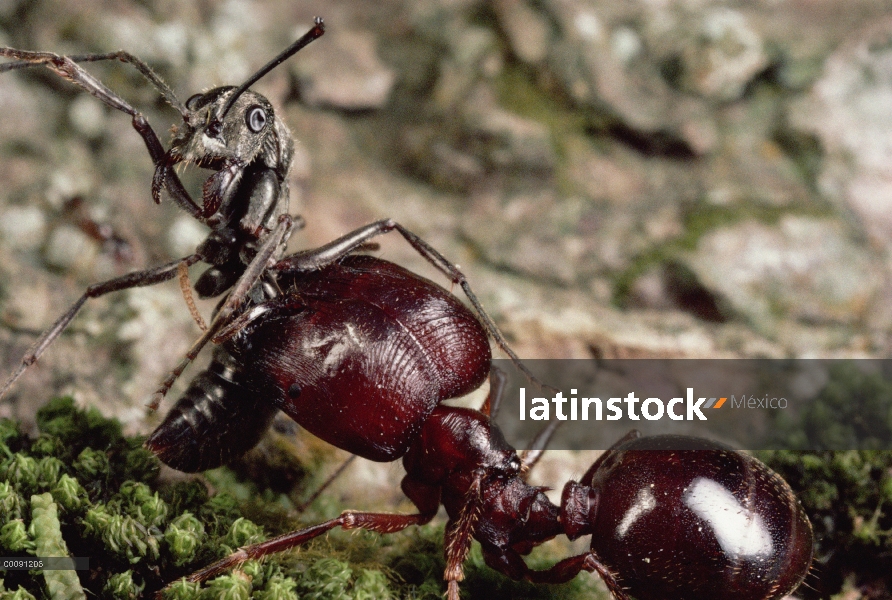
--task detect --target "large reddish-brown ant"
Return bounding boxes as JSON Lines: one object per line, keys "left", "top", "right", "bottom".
{"left": 153, "top": 276, "right": 814, "bottom": 599}
{"left": 0, "top": 19, "right": 813, "bottom": 599}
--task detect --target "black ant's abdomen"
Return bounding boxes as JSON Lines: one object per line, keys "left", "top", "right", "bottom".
{"left": 145, "top": 347, "right": 278, "bottom": 472}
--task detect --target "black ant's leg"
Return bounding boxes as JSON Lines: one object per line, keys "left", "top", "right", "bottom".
{"left": 295, "top": 455, "right": 357, "bottom": 513}
{"left": 479, "top": 365, "right": 507, "bottom": 418}
{"left": 523, "top": 427, "right": 641, "bottom": 481}
{"left": 163, "top": 509, "right": 435, "bottom": 594}
{"left": 0, "top": 50, "right": 186, "bottom": 115}
{"left": 149, "top": 214, "right": 297, "bottom": 408}
{"left": 273, "top": 219, "right": 552, "bottom": 394}
{"left": 0, "top": 254, "right": 202, "bottom": 401}
{"left": 520, "top": 369, "right": 628, "bottom": 474}
{"left": 519, "top": 420, "right": 563, "bottom": 474}
{"left": 0, "top": 47, "right": 202, "bottom": 219}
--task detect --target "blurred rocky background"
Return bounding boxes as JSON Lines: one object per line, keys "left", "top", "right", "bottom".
{"left": 2, "top": 0, "right": 892, "bottom": 597}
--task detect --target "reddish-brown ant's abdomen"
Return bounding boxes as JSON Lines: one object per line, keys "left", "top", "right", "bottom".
{"left": 235, "top": 256, "right": 491, "bottom": 462}
{"left": 564, "top": 435, "right": 813, "bottom": 600}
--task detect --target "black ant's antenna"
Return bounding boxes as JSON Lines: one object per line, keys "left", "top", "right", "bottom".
{"left": 218, "top": 16, "right": 325, "bottom": 120}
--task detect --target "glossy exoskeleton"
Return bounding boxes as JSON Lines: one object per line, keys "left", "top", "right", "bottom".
{"left": 561, "top": 433, "right": 814, "bottom": 600}
{"left": 145, "top": 254, "right": 492, "bottom": 470}
{"left": 1, "top": 20, "right": 814, "bottom": 600}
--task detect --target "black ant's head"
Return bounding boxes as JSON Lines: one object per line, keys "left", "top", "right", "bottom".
{"left": 152, "top": 18, "right": 324, "bottom": 218}
{"left": 167, "top": 86, "right": 279, "bottom": 169}
{"left": 165, "top": 13, "right": 325, "bottom": 170}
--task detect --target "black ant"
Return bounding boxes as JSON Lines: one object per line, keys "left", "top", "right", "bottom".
{"left": 0, "top": 19, "right": 814, "bottom": 600}
{"left": 0, "top": 18, "right": 536, "bottom": 412}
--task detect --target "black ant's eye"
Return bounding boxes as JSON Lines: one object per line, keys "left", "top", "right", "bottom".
{"left": 246, "top": 105, "right": 267, "bottom": 133}
{"left": 186, "top": 93, "right": 203, "bottom": 110}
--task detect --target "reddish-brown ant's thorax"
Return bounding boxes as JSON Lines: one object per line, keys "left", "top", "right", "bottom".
{"left": 403, "top": 406, "right": 563, "bottom": 554}
{"left": 232, "top": 256, "right": 492, "bottom": 462}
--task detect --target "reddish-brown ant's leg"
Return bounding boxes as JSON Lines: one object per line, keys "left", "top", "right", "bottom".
{"left": 163, "top": 510, "right": 434, "bottom": 595}
{"left": 443, "top": 470, "right": 485, "bottom": 600}
{"left": 524, "top": 552, "right": 632, "bottom": 600}
{"left": 0, "top": 254, "right": 202, "bottom": 401}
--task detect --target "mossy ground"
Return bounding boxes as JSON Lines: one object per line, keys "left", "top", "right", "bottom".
{"left": 0, "top": 398, "right": 597, "bottom": 600}
{"left": 4, "top": 392, "right": 886, "bottom": 599}
{"left": 758, "top": 363, "right": 892, "bottom": 599}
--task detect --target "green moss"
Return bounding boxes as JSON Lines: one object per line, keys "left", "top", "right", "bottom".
{"left": 30, "top": 493, "right": 85, "bottom": 600}
{"left": 252, "top": 574, "right": 298, "bottom": 600}
{"left": 0, "top": 418, "right": 24, "bottom": 456}
{"left": 0, "top": 398, "right": 265, "bottom": 597}
{"left": 35, "top": 397, "right": 122, "bottom": 454}
{"left": 0, "top": 397, "right": 620, "bottom": 599}
{"left": 201, "top": 572, "right": 253, "bottom": 600}
{"left": 758, "top": 364, "right": 892, "bottom": 598}
{"left": 164, "top": 513, "right": 206, "bottom": 567}
{"left": 102, "top": 571, "right": 143, "bottom": 599}
{"left": 0, "top": 455, "right": 39, "bottom": 497}
{"left": 296, "top": 557, "right": 354, "bottom": 599}
{"left": 0, "top": 520, "right": 32, "bottom": 554}
{"left": 791, "top": 363, "right": 892, "bottom": 451}
{"left": 0, "top": 481, "right": 24, "bottom": 521}
{"left": 0, "top": 399, "right": 416, "bottom": 599}
{"left": 52, "top": 474, "right": 87, "bottom": 514}
{"left": 73, "top": 447, "right": 111, "bottom": 482}
{"left": 0, "top": 579, "right": 38, "bottom": 600}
